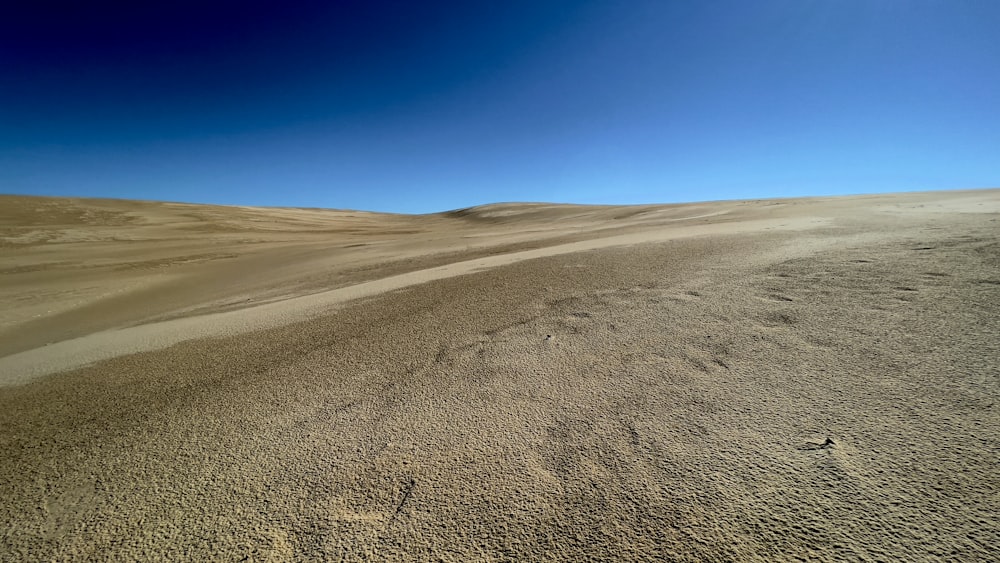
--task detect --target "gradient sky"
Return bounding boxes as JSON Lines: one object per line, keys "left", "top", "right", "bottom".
{"left": 2, "top": 1, "right": 998, "bottom": 213}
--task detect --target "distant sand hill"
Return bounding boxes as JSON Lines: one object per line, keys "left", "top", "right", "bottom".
{"left": 1, "top": 190, "right": 998, "bottom": 560}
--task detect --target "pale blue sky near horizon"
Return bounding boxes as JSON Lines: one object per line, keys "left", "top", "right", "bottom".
{"left": 1, "top": 1, "right": 997, "bottom": 213}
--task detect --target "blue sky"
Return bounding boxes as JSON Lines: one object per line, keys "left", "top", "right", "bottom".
{"left": 2, "top": 0, "right": 997, "bottom": 213}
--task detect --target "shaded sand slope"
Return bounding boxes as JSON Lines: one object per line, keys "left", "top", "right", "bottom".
{"left": 1, "top": 190, "right": 998, "bottom": 560}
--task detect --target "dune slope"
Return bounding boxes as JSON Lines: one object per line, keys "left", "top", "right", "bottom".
{"left": 1, "top": 190, "right": 998, "bottom": 561}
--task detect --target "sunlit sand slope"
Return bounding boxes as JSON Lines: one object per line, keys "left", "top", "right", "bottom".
{"left": 1, "top": 190, "right": 997, "bottom": 560}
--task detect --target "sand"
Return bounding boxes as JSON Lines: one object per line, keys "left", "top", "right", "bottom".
{"left": 0, "top": 190, "right": 997, "bottom": 560}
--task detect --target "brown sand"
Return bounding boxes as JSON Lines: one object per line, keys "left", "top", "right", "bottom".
{"left": 1, "top": 190, "right": 997, "bottom": 560}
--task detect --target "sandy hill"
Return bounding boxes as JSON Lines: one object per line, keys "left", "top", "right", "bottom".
{"left": 0, "top": 194, "right": 739, "bottom": 359}
{"left": 1, "top": 189, "right": 998, "bottom": 560}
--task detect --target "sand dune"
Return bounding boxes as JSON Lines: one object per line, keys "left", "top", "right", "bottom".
{"left": 1, "top": 190, "right": 998, "bottom": 560}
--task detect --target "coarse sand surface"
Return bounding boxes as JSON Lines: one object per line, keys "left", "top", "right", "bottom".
{"left": 1, "top": 190, "right": 998, "bottom": 560}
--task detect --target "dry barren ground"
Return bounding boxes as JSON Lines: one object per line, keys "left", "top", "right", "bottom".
{"left": 1, "top": 190, "right": 998, "bottom": 561}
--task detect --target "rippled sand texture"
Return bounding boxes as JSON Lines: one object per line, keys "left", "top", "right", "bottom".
{"left": 1, "top": 190, "right": 997, "bottom": 561}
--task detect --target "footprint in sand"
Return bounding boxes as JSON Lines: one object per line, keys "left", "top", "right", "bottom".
{"left": 761, "top": 312, "right": 797, "bottom": 327}
{"left": 665, "top": 289, "right": 702, "bottom": 302}
{"left": 797, "top": 438, "right": 836, "bottom": 451}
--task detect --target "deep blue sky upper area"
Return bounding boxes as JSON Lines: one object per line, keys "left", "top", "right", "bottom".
{"left": 2, "top": 1, "right": 997, "bottom": 213}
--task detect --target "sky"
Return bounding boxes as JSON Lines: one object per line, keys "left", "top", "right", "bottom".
{"left": 1, "top": 0, "right": 998, "bottom": 213}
